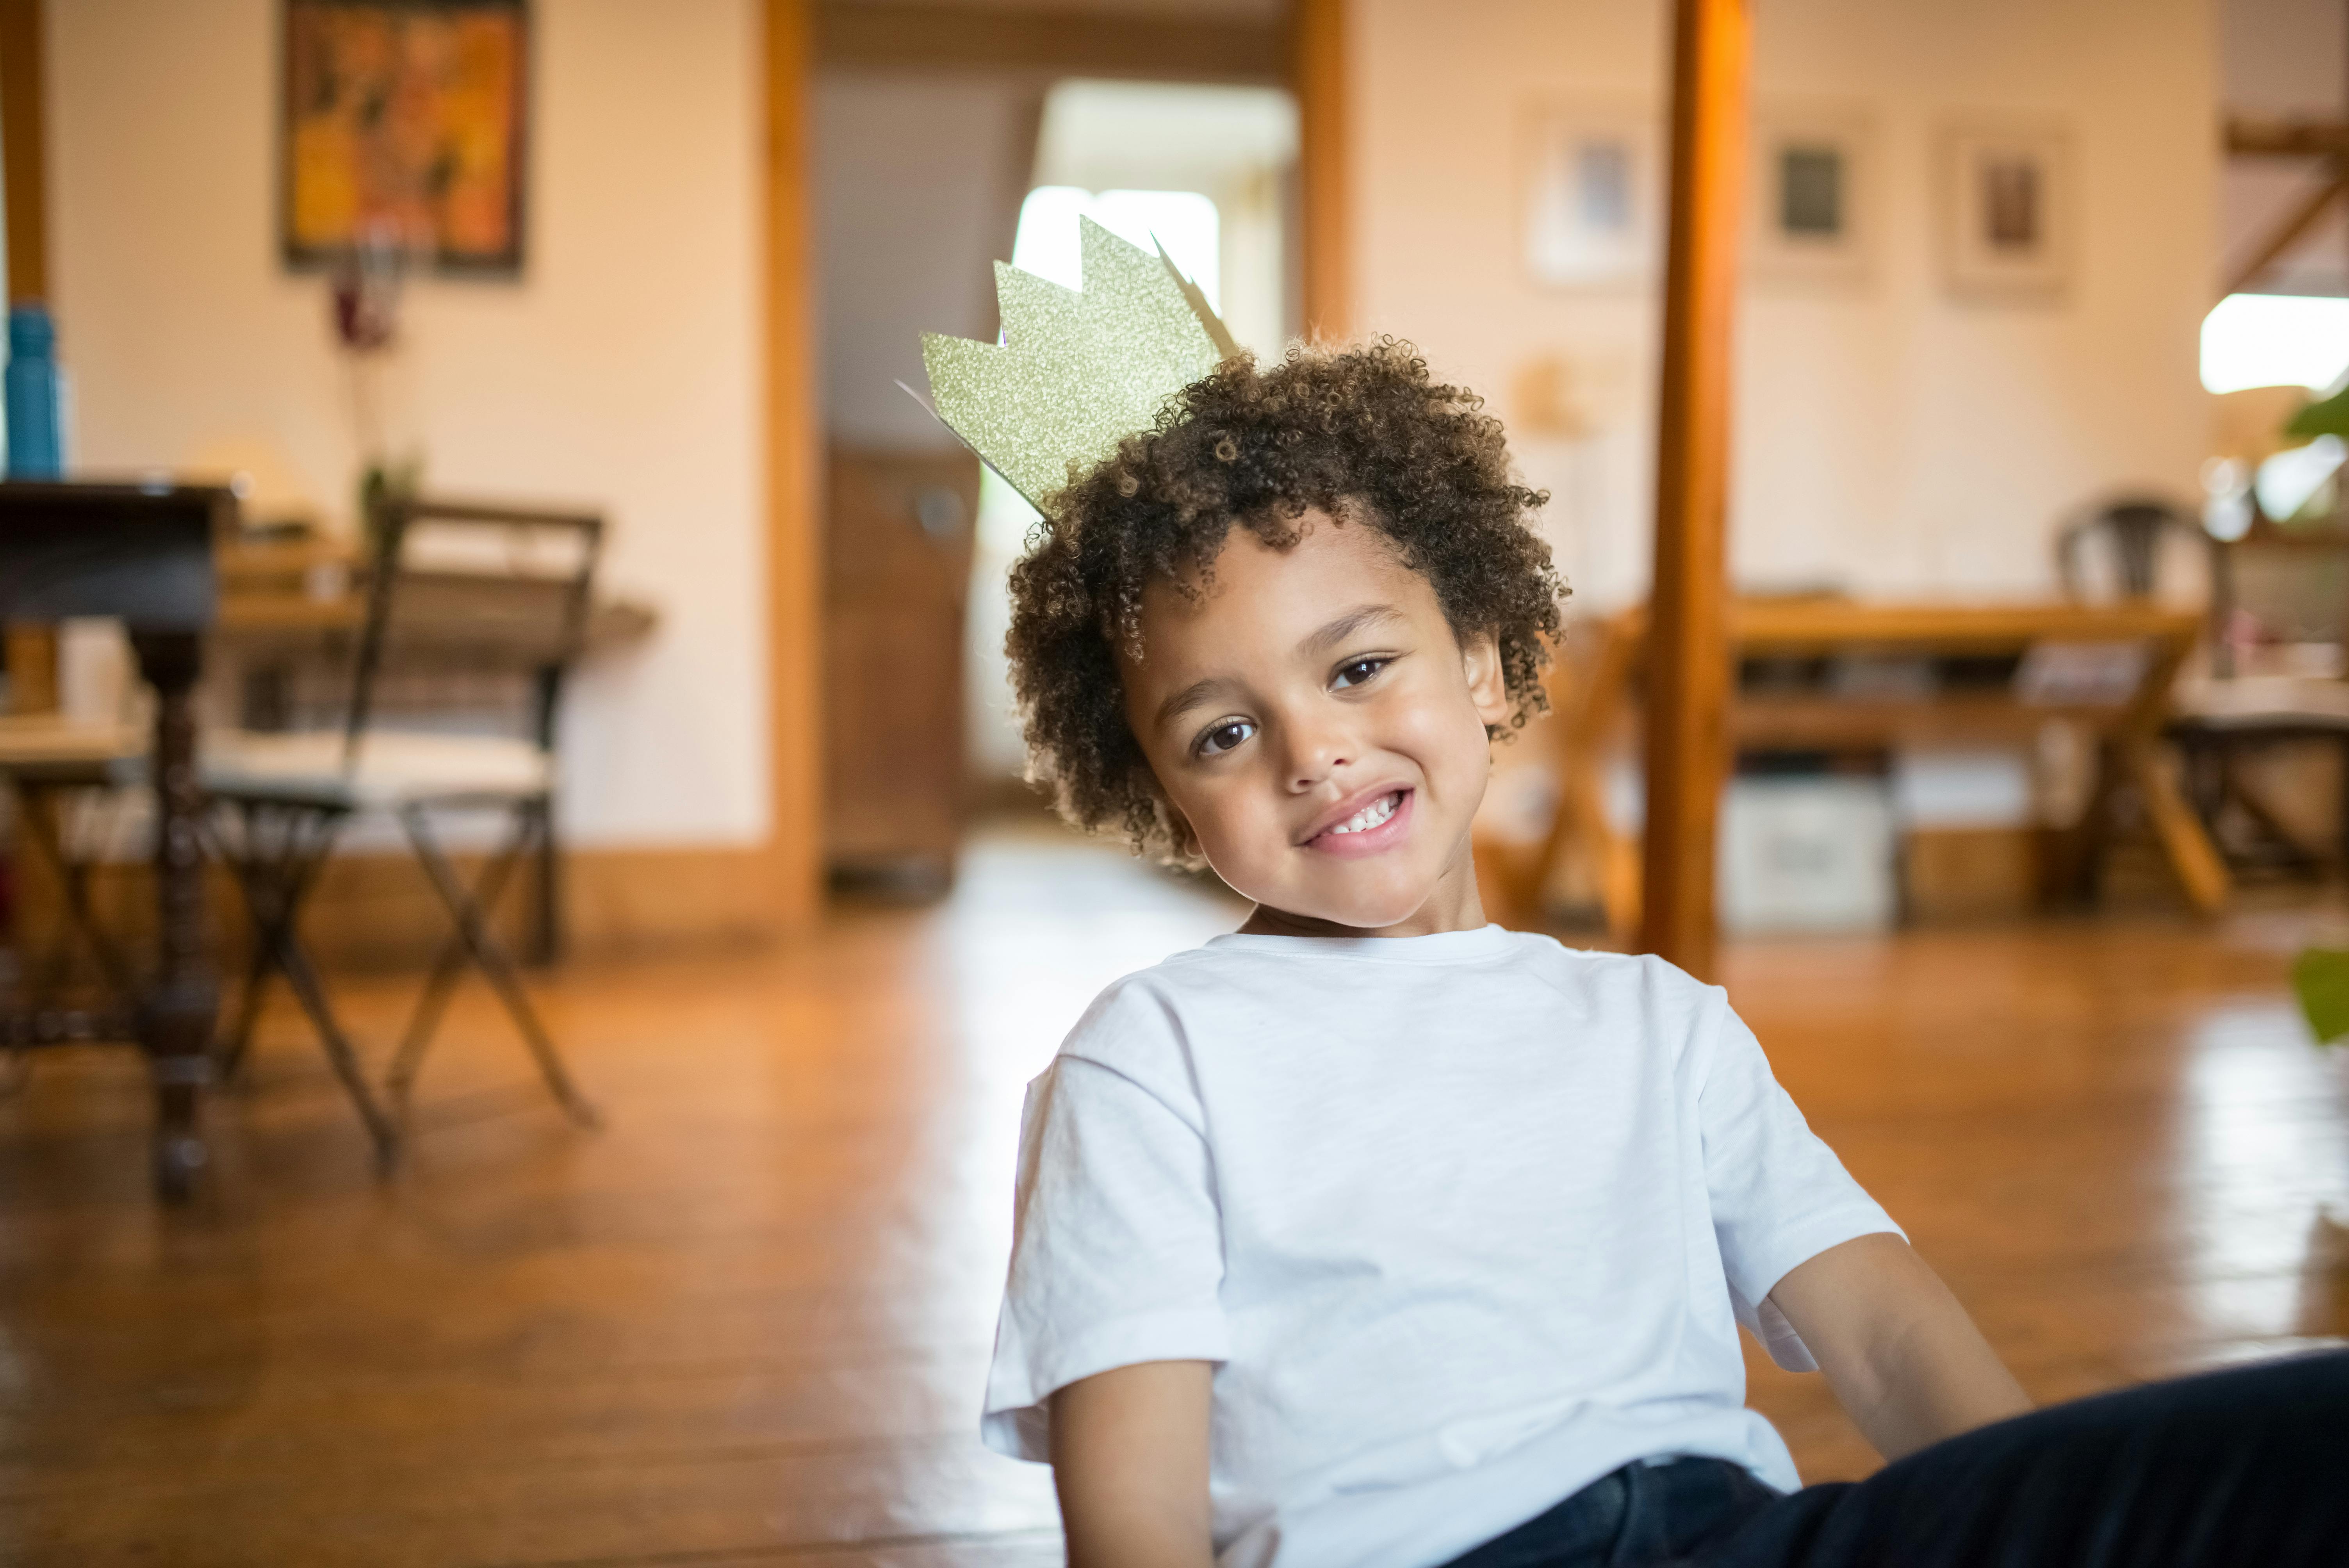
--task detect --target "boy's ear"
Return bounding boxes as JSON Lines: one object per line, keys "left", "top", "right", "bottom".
{"left": 1463, "top": 629, "right": 1510, "bottom": 726}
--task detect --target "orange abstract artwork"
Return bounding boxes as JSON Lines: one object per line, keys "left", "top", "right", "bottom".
{"left": 283, "top": 0, "right": 526, "bottom": 272}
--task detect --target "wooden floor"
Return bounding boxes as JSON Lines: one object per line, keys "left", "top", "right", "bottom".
{"left": 5, "top": 820, "right": 2348, "bottom": 1566}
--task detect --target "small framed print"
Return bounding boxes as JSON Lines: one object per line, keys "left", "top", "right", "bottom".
{"left": 1747, "top": 103, "right": 1875, "bottom": 287}
{"left": 1523, "top": 103, "right": 1661, "bottom": 289}
{"left": 1937, "top": 121, "right": 2073, "bottom": 301}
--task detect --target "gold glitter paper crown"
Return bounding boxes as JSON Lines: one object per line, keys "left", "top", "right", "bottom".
{"left": 921, "top": 217, "right": 1239, "bottom": 512}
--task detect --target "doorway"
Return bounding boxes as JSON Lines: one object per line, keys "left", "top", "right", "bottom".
{"left": 814, "top": 59, "right": 1298, "bottom": 887}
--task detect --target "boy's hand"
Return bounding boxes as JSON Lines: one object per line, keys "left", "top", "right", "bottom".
{"left": 1767, "top": 1233, "right": 2032, "bottom": 1461}
{"left": 1050, "top": 1360, "right": 1216, "bottom": 1568}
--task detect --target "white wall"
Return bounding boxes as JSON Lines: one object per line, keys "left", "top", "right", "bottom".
{"left": 48, "top": 0, "right": 768, "bottom": 848}
{"left": 2221, "top": 0, "right": 2342, "bottom": 115}
{"left": 819, "top": 69, "right": 1038, "bottom": 452}
{"left": 1353, "top": 0, "right": 2219, "bottom": 610}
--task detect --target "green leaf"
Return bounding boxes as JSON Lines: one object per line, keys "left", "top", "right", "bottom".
{"left": 2291, "top": 948, "right": 2349, "bottom": 1044}
{"left": 2285, "top": 383, "right": 2345, "bottom": 438}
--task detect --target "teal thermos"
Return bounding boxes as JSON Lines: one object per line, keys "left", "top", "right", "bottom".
{"left": 6, "top": 303, "right": 64, "bottom": 478}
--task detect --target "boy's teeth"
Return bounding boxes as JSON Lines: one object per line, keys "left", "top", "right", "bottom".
{"left": 1328, "top": 791, "right": 1399, "bottom": 834}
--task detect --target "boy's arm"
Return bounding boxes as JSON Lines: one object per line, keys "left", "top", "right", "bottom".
{"left": 1050, "top": 1360, "right": 1217, "bottom": 1568}
{"left": 1766, "top": 1232, "right": 2032, "bottom": 1461}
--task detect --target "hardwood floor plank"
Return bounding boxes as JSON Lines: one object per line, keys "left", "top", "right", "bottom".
{"left": 4, "top": 821, "right": 2347, "bottom": 1560}
{"left": 2, "top": 1436, "right": 1058, "bottom": 1567}
{"left": 483, "top": 1526, "right": 1064, "bottom": 1568}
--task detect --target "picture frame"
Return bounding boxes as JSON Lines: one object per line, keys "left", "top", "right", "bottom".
{"left": 1747, "top": 102, "right": 1876, "bottom": 288}
{"left": 1936, "top": 120, "right": 2073, "bottom": 301}
{"left": 1522, "top": 102, "right": 1661, "bottom": 290}
{"left": 280, "top": 0, "right": 529, "bottom": 274}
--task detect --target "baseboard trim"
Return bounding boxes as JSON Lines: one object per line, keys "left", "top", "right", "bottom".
{"left": 10, "top": 841, "right": 786, "bottom": 974}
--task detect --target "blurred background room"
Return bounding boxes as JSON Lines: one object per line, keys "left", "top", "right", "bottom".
{"left": 3, "top": 0, "right": 2348, "bottom": 1562}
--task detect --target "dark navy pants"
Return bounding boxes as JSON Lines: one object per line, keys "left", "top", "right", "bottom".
{"left": 1437, "top": 1350, "right": 2349, "bottom": 1568}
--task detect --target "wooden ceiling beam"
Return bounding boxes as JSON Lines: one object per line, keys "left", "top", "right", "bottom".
{"left": 814, "top": 3, "right": 1286, "bottom": 83}
{"left": 2225, "top": 116, "right": 2349, "bottom": 158}
{"left": 2221, "top": 167, "right": 2349, "bottom": 298}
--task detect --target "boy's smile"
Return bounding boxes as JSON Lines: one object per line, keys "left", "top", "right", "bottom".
{"left": 1118, "top": 509, "right": 1511, "bottom": 938}
{"left": 1299, "top": 780, "right": 1411, "bottom": 855}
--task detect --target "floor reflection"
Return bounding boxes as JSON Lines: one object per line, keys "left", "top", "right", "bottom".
{"left": 2177, "top": 1003, "right": 2349, "bottom": 1342}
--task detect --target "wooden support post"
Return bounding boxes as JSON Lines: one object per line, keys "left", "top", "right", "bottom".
{"left": 1641, "top": 0, "right": 1748, "bottom": 981}
{"left": 0, "top": 0, "right": 47, "bottom": 304}
{"left": 766, "top": 0, "right": 825, "bottom": 931}
{"left": 1294, "top": 0, "right": 1349, "bottom": 342}
{"left": 0, "top": 0, "right": 59, "bottom": 713}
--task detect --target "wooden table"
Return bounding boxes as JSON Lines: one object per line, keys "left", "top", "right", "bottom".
{"left": 1494, "top": 598, "right": 2227, "bottom": 936}
{"left": 0, "top": 480, "right": 230, "bottom": 1198}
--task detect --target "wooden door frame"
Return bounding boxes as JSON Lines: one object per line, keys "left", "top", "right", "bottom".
{"left": 1294, "top": 0, "right": 1348, "bottom": 341}
{"left": 766, "top": 0, "right": 824, "bottom": 931}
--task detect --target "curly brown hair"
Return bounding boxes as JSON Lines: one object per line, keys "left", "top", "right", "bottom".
{"left": 1003, "top": 337, "right": 1567, "bottom": 861}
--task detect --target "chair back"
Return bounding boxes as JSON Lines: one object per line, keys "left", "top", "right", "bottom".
{"left": 342, "top": 497, "right": 604, "bottom": 770}
{"left": 2055, "top": 495, "right": 2197, "bottom": 602}
{"left": 2207, "top": 517, "right": 2349, "bottom": 678}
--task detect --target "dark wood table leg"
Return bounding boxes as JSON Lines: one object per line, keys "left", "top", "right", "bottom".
{"left": 529, "top": 796, "right": 561, "bottom": 968}
{"left": 131, "top": 631, "right": 219, "bottom": 1200}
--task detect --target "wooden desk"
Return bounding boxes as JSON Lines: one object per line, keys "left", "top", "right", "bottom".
{"left": 1, "top": 481, "right": 230, "bottom": 1199}
{"left": 1498, "top": 599, "right": 2226, "bottom": 936}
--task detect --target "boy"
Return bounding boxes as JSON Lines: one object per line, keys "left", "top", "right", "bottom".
{"left": 922, "top": 228, "right": 2348, "bottom": 1568}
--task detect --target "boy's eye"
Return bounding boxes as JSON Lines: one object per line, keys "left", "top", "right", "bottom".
{"left": 1333, "top": 657, "right": 1389, "bottom": 690}
{"left": 1195, "top": 720, "right": 1256, "bottom": 757}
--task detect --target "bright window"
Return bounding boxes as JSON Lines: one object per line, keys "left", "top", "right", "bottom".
{"left": 1011, "top": 186, "right": 1222, "bottom": 309}
{"left": 2200, "top": 293, "right": 2349, "bottom": 394}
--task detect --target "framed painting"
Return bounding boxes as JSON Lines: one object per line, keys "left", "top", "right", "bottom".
{"left": 1522, "top": 102, "right": 1662, "bottom": 290}
{"left": 280, "top": 0, "right": 528, "bottom": 274}
{"left": 1747, "top": 102, "right": 1876, "bottom": 289}
{"left": 1937, "top": 120, "right": 2073, "bottom": 301}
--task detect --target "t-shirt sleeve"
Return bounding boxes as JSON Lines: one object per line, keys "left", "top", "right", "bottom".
{"left": 1697, "top": 998, "right": 1903, "bottom": 1373}
{"left": 980, "top": 1003, "right": 1230, "bottom": 1461}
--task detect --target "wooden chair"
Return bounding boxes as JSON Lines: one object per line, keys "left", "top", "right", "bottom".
{"left": 2054, "top": 494, "right": 2205, "bottom": 604}
{"left": 2168, "top": 517, "right": 2349, "bottom": 875}
{"left": 2048, "top": 491, "right": 2349, "bottom": 882}
{"left": 1478, "top": 616, "right": 1640, "bottom": 937}
{"left": 202, "top": 497, "right": 605, "bottom": 1164}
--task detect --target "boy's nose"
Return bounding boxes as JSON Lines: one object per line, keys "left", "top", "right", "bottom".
{"left": 1281, "top": 725, "right": 1353, "bottom": 792}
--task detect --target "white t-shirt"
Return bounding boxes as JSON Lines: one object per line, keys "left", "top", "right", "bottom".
{"left": 981, "top": 925, "right": 1899, "bottom": 1568}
